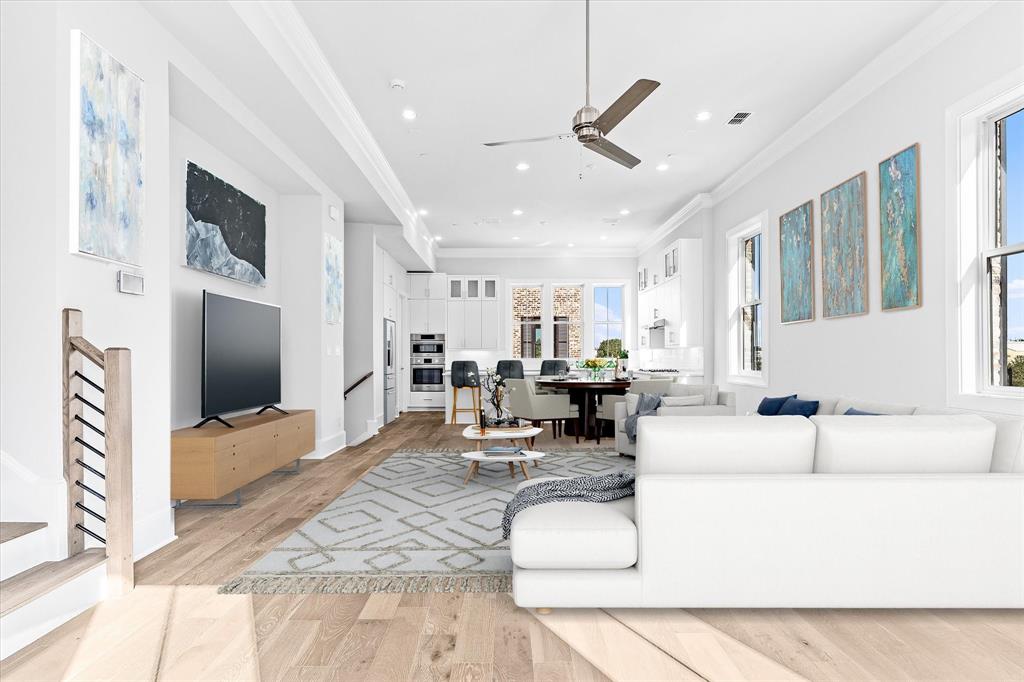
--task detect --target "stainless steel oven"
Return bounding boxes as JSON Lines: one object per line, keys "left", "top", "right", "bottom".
{"left": 411, "top": 356, "right": 445, "bottom": 392}
{"left": 411, "top": 333, "right": 445, "bottom": 359}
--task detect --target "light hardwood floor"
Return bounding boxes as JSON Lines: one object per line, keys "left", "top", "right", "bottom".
{"left": 3, "top": 412, "right": 1022, "bottom": 681}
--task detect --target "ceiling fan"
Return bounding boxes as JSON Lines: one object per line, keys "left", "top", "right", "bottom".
{"left": 482, "top": 0, "right": 660, "bottom": 169}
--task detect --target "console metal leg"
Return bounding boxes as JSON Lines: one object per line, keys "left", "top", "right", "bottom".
{"left": 173, "top": 490, "right": 242, "bottom": 508}
{"left": 273, "top": 459, "right": 301, "bottom": 475}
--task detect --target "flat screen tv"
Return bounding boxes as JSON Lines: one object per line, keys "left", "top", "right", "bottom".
{"left": 202, "top": 291, "right": 281, "bottom": 420}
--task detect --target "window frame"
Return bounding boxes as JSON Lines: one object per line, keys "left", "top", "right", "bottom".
{"left": 592, "top": 284, "right": 625, "bottom": 358}
{"left": 725, "top": 213, "right": 770, "bottom": 386}
{"left": 552, "top": 284, "right": 584, "bottom": 360}
{"left": 946, "top": 75, "right": 1024, "bottom": 413}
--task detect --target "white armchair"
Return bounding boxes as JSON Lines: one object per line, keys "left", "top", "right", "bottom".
{"left": 613, "top": 383, "right": 736, "bottom": 455}
{"left": 506, "top": 378, "right": 580, "bottom": 442}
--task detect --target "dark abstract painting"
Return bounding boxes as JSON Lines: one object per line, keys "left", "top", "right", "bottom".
{"left": 185, "top": 161, "right": 266, "bottom": 285}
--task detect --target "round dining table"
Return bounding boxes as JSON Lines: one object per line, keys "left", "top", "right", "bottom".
{"left": 535, "top": 378, "right": 631, "bottom": 441}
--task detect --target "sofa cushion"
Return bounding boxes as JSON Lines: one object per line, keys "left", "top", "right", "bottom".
{"left": 757, "top": 395, "right": 796, "bottom": 415}
{"left": 914, "top": 408, "right": 1024, "bottom": 473}
{"left": 668, "top": 383, "right": 718, "bottom": 406}
{"left": 811, "top": 415, "right": 996, "bottom": 473}
{"left": 636, "top": 416, "right": 817, "bottom": 475}
{"left": 834, "top": 398, "right": 915, "bottom": 416}
{"left": 844, "top": 407, "right": 881, "bottom": 415}
{"left": 778, "top": 397, "right": 819, "bottom": 417}
{"left": 662, "top": 394, "right": 705, "bottom": 407}
{"left": 656, "top": 405, "right": 734, "bottom": 417}
{"left": 509, "top": 478, "right": 637, "bottom": 570}
{"left": 796, "top": 394, "right": 840, "bottom": 415}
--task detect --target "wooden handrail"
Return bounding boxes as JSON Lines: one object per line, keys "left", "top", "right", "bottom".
{"left": 69, "top": 336, "right": 104, "bottom": 368}
{"left": 344, "top": 371, "right": 374, "bottom": 399}
{"left": 61, "top": 308, "right": 134, "bottom": 596}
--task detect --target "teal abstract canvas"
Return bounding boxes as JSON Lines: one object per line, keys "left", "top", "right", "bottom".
{"left": 879, "top": 144, "right": 921, "bottom": 310}
{"left": 779, "top": 201, "right": 815, "bottom": 323}
{"left": 820, "top": 172, "right": 868, "bottom": 318}
{"left": 73, "top": 32, "right": 144, "bottom": 266}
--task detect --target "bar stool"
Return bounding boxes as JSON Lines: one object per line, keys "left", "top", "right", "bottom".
{"left": 450, "top": 361, "right": 481, "bottom": 424}
{"left": 495, "top": 360, "right": 525, "bottom": 380}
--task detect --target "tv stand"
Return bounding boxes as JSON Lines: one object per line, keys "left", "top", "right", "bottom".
{"left": 193, "top": 415, "right": 234, "bottom": 429}
{"left": 257, "top": 405, "right": 289, "bottom": 416}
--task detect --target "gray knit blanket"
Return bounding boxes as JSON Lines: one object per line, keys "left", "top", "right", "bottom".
{"left": 501, "top": 471, "right": 636, "bottom": 539}
{"left": 625, "top": 392, "right": 662, "bottom": 443}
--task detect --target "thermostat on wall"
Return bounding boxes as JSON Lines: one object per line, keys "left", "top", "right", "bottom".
{"left": 117, "top": 270, "right": 144, "bottom": 295}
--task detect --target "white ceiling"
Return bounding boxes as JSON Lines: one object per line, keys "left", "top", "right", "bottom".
{"left": 295, "top": 0, "right": 940, "bottom": 249}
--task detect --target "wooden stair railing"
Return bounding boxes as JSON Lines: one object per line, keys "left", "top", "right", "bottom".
{"left": 62, "top": 308, "right": 133, "bottom": 596}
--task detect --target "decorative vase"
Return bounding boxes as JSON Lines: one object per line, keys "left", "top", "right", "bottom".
{"left": 590, "top": 368, "right": 603, "bottom": 381}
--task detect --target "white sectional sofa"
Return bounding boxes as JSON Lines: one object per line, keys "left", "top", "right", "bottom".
{"left": 511, "top": 406, "right": 1024, "bottom": 608}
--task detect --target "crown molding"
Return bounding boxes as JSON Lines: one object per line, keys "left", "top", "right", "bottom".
{"left": 635, "top": 193, "right": 714, "bottom": 255}
{"left": 709, "top": 0, "right": 998, "bottom": 205}
{"left": 228, "top": 0, "right": 433, "bottom": 248}
{"left": 434, "top": 247, "right": 636, "bottom": 260}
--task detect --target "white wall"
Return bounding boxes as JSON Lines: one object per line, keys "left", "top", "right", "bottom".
{"left": 343, "top": 224, "right": 378, "bottom": 441}
{"left": 169, "top": 119, "right": 282, "bottom": 429}
{"left": 710, "top": 1, "right": 1024, "bottom": 415}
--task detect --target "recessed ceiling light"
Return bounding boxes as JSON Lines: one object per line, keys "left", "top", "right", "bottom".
{"left": 656, "top": 162, "right": 669, "bottom": 172}
{"left": 418, "top": 208, "right": 428, "bottom": 216}
{"left": 402, "top": 108, "right": 417, "bottom": 121}
{"left": 515, "top": 162, "right": 530, "bottom": 171}
{"left": 695, "top": 111, "right": 712, "bottom": 122}
{"left": 512, "top": 209, "right": 523, "bottom": 216}
{"left": 619, "top": 209, "right": 630, "bottom": 216}
{"left": 600, "top": 235, "right": 608, "bottom": 240}
{"left": 567, "top": 243, "right": 575, "bottom": 247}
{"left": 434, "top": 235, "right": 443, "bottom": 242}
{"left": 512, "top": 236, "right": 520, "bottom": 241}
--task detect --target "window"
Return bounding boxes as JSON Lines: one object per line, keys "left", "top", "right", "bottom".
{"left": 726, "top": 214, "right": 768, "bottom": 384}
{"left": 593, "top": 285, "right": 624, "bottom": 357}
{"left": 741, "top": 234, "right": 763, "bottom": 372}
{"left": 512, "top": 286, "right": 542, "bottom": 359}
{"left": 988, "top": 108, "right": 1024, "bottom": 389}
{"left": 553, "top": 286, "right": 583, "bottom": 359}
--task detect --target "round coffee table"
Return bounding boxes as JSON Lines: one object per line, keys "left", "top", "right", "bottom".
{"left": 460, "top": 450, "right": 546, "bottom": 485}
{"left": 461, "top": 424, "right": 543, "bottom": 450}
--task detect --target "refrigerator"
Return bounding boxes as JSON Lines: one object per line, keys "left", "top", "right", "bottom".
{"left": 383, "top": 318, "right": 397, "bottom": 424}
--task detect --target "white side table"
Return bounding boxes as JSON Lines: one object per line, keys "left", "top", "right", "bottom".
{"left": 460, "top": 450, "right": 546, "bottom": 484}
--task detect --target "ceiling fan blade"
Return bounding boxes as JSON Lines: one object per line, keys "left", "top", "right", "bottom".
{"left": 593, "top": 79, "right": 660, "bottom": 135}
{"left": 482, "top": 133, "right": 573, "bottom": 147}
{"left": 584, "top": 137, "right": 641, "bottom": 169}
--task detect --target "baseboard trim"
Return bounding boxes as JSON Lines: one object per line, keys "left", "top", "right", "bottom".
{"left": 133, "top": 506, "right": 177, "bottom": 561}
{"left": 304, "top": 430, "right": 347, "bottom": 460}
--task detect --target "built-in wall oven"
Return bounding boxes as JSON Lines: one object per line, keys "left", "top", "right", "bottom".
{"left": 411, "top": 334, "right": 445, "bottom": 392}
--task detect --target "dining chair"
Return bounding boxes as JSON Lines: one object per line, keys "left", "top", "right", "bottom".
{"left": 506, "top": 378, "right": 579, "bottom": 443}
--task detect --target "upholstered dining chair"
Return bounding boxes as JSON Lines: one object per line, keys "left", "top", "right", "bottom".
{"left": 506, "top": 378, "right": 579, "bottom": 443}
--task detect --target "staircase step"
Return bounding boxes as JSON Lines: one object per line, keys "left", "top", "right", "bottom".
{"left": 0, "top": 522, "right": 47, "bottom": 545}
{"left": 0, "top": 549, "right": 105, "bottom": 618}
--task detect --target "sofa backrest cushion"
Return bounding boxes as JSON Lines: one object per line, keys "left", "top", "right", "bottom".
{"left": 667, "top": 383, "right": 718, "bottom": 406}
{"left": 914, "top": 407, "right": 1024, "bottom": 473}
{"left": 834, "top": 398, "right": 916, "bottom": 416}
{"left": 628, "top": 380, "right": 676, "bottom": 396}
{"left": 636, "top": 416, "right": 816, "bottom": 475}
{"left": 811, "top": 415, "right": 996, "bottom": 473}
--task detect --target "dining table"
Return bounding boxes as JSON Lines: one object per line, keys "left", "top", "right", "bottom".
{"left": 535, "top": 377, "right": 631, "bottom": 441}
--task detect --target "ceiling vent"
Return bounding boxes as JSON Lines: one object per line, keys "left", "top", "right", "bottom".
{"left": 727, "top": 112, "right": 752, "bottom": 125}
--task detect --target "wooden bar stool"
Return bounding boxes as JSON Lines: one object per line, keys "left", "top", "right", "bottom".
{"left": 450, "top": 361, "right": 481, "bottom": 424}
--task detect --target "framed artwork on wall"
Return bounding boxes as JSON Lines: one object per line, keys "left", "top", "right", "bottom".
{"left": 184, "top": 161, "right": 267, "bottom": 286}
{"left": 879, "top": 143, "right": 922, "bottom": 311}
{"left": 779, "top": 200, "right": 815, "bottom": 324}
{"left": 324, "top": 233, "right": 343, "bottom": 324}
{"left": 71, "top": 31, "right": 144, "bottom": 266}
{"left": 820, "top": 172, "right": 868, "bottom": 318}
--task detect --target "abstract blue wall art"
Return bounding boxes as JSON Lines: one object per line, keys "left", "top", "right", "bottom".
{"left": 779, "top": 201, "right": 815, "bottom": 324}
{"left": 879, "top": 144, "right": 921, "bottom": 310}
{"left": 185, "top": 161, "right": 266, "bottom": 286}
{"left": 73, "top": 32, "right": 144, "bottom": 266}
{"left": 324, "top": 233, "right": 343, "bottom": 324}
{"left": 820, "top": 172, "right": 868, "bottom": 318}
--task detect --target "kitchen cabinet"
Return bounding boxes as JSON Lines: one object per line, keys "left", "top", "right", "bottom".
{"left": 382, "top": 284, "right": 398, "bottom": 321}
{"left": 445, "top": 277, "right": 501, "bottom": 349}
{"left": 448, "top": 276, "right": 498, "bottom": 300}
{"left": 481, "top": 300, "right": 499, "bottom": 348}
{"left": 409, "top": 273, "right": 447, "bottom": 300}
{"left": 663, "top": 242, "right": 679, "bottom": 280}
{"left": 409, "top": 299, "right": 446, "bottom": 333}
{"left": 636, "top": 238, "right": 703, "bottom": 350}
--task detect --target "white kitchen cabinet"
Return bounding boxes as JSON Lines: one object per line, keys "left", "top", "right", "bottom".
{"left": 663, "top": 242, "right": 679, "bottom": 280}
{"left": 464, "top": 300, "right": 482, "bottom": 348}
{"left": 410, "top": 299, "right": 447, "bottom": 333}
{"left": 427, "top": 300, "right": 446, "bottom": 332}
{"left": 382, "top": 284, "right": 398, "bottom": 321}
{"left": 447, "top": 300, "right": 465, "bottom": 347}
{"left": 481, "top": 300, "right": 499, "bottom": 348}
{"left": 448, "top": 277, "right": 464, "bottom": 299}
{"left": 482, "top": 277, "right": 498, "bottom": 300}
{"left": 409, "top": 273, "right": 447, "bottom": 299}
{"left": 409, "top": 300, "right": 427, "bottom": 332}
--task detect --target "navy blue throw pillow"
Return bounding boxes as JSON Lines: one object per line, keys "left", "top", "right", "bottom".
{"left": 777, "top": 397, "right": 820, "bottom": 417}
{"left": 844, "top": 407, "right": 882, "bottom": 416}
{"left": 757, "top": 394, "right": 797, "bottom": 416}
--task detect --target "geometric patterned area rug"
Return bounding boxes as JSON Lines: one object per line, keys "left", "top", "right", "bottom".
{"left": 220, "top": 449, "right": 633, "bottom": 595}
